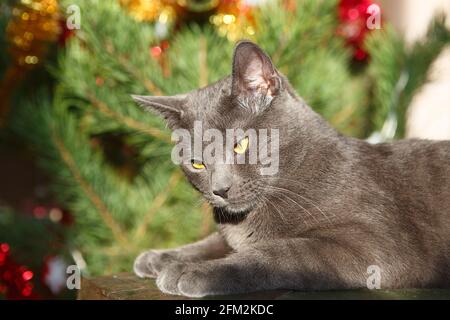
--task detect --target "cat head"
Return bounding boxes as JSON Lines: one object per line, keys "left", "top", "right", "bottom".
{"left": 133, "top": 41, "right": 300, "bottom": 215}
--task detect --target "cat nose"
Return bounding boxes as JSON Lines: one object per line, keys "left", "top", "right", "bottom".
{"left": 213, "top": 186, "right": 230, "bottom": 199}
{"left": 211, "top": 165, "right": 232, "bottom": 199}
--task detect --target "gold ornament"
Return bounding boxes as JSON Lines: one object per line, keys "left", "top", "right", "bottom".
{"left": 1, "top": 0, "right": 61, "bottom": 124}
{"left": 120, "top": 0, "right": 175, "bottom": 22}
{"left": 210, "top": 0, "right": 256, "bottom": 42}
{"left": 6, "top": 0, "right": 62, "bottom": 68}
{"left": 176, "top": 0, "right": 219, "bottom": 12}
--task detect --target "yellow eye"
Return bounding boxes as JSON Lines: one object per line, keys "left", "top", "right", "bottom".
{"left": 191, "top": 160, "right": 205, "bottom": 170}
{"left": 234, "top": 137, "right": 249, "bottom": 154}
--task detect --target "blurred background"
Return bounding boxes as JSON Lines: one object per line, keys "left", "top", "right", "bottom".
{"left": 0, "top": 0, "right": 449, "bottom": 299}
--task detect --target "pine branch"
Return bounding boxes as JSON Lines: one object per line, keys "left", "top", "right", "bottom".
{"left": 116, "top": 52, "right": 164, "bottom": 96}
{"left": 87, "top": 92, "right": 171, "bottom": 143}
{"left": 134, "top": 170, "right": 183, "bottom": 241}
{"left": 76, "top": 36, "right": 165, "bottom": 96}
{"left": 52, "top": 130, "right": 129, "bottom": 246}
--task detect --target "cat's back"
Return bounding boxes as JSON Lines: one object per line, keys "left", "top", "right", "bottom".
{"left": 358, "top": 138, "right": 449, "bottom": 189}
{"left": 360, "top": 138, "right": 450, "bottom": 231}
{"left": 373, "top": 139, "right": 449, "bottom": 194}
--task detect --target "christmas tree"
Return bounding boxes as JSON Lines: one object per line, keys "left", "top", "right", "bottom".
{"left": 1, "top": 0, "right": 449, "bottom": 298}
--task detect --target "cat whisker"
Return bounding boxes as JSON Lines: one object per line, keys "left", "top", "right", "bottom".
{"left": 260, "top": 182, "right": 330, "bottom": 222}
{"left": 248, "top": 181, "right": 317, "bottom": 225}
{"left": 266, "top": 188, "right": 320, "bottom": 224}
{"left": 268, "top": 185, "right": 333, "bottom": 223}
{"left": 264, "top": 194, "right": 311, "bottom": 228}
{"left": 257, "top": 177, "right": 391, "bottom": 223}
{"left": 262, "top": 195, "right": 292, "bottom": 227}
{"left": 256, "top": 178, "right": 333, "bottom": 223}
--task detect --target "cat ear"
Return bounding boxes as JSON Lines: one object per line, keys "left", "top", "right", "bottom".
{"left": 131, "top": 94, "right": 186, "bottom": 127}
{"left": 231, "top": 41, "right": 282, "bottom": 101}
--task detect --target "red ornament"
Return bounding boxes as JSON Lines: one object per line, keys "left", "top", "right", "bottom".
{"left": 0, "top": 243, "right": 40, "bottom": 299}
{"left": 150, "top": 41, "right": 171, "bottom": 78}
{"left": 33, "top": 205, "right": 47, "bottom": 219}
{"left": 0, "top": 243, "right": 9, "bottom": 253}
{"left": 150, "top": 39, "right": 171, "bottom": 59}
{"left": 22, "top": 270, "right": 34, "bottom": 281}
{"left": 337, "top": 0, "right": 380, "bottom": 61}
{"left": 150, "top": 46, "right": 162, "bottom": 58}
{"left": 95, "top": 77, "right": 105, "bottom": 86}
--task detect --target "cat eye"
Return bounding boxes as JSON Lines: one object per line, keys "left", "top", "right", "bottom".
{"left": 234, "top": 137, "right": 249, "bottom": 154}
{"left": 191, "top": 160, "right": 205, "bottom": 170}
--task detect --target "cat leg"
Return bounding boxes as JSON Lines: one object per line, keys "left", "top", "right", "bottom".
{"left": 133, "top": 232, "right": 232, "bottom": 278}
{"left": 156, "top": 238, "right": 370, "bottom": 297}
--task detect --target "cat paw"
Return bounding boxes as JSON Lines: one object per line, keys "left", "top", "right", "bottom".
{"left": 156, "top": 262, "right": 187, "bottom": 295}
{"left": 177, "top": 267, "right": 214, "bottom": 298}
{"left": 133, "top": 250, "right": 179, "bottom": 279}
{"left": 156, "top": 262, "right": 215, "bottom": 298}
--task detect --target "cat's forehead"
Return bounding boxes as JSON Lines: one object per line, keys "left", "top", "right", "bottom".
{"left": 181, "top": 77, "right": 253, "bottom": 130}
{"left": 185, "top": 77, "right": 231, "bottom": 113}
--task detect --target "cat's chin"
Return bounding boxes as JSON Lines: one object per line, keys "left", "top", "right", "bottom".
{"left": 212, "top": 206, "right": 251, "bottom": 224}
{"left": 209, "top": 197, "right": 260, "bottom": 217}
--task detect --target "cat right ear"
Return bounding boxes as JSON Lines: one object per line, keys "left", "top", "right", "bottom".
{"left": 231, "top": 41, "right": 282, "bottom": 104}
{"left": 131, "top": 94, "right": 186, "bottom": 128}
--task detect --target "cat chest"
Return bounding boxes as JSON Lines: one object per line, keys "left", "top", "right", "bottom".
{"left": 219, "top": 220, "right": 268, "bottom": 250}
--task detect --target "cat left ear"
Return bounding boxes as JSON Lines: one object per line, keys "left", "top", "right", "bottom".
{"left": 131, "top": 94, "right": 186, "bottom": 128}
{"left": 232, "top": 41, "right": 282, "bottom": 101}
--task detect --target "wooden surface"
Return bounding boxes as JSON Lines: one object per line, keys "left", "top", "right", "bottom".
{"left": 78, "top": 273, "right": 450, "bottom": 300}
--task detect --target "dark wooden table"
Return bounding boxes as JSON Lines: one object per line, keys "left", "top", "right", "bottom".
{"left": 78, "top": 273, "right": 450, "bottom": 300}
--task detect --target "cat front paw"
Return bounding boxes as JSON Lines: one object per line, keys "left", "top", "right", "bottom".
{"left": 156, "top": 262, "right": 216, "bottom": 298}
{"left": 156, "top": 262, "right": 187, "bottom": 295}
{"left": 177, "top": 267, "right": 215, "bottom": 298}
{"left": 133, "top": 249, "right": 179, "bottom": 279}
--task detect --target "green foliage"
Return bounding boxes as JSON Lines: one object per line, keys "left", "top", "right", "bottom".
{"left": 366, "top": 15, "right": 450, "bottom": 137}
{"left": 7, "top": 0, "right": 450, "bottom": 275}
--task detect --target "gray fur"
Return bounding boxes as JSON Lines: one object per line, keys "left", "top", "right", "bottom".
{"left": 132, "top": 41, "right": 450, "bottom": 297}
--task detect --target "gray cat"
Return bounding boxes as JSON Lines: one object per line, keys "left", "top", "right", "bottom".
{"left": 132, "top": 41, "right": 450, "bottom": 297}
